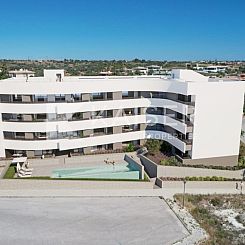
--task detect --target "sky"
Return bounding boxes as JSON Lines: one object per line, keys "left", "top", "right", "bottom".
{"left": 0, "top": 0, "right": 244, "bottom": 60}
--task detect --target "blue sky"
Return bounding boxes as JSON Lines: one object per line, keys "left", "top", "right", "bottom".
{"left": 0, "top": 0, "right": 244, "bottom": 60}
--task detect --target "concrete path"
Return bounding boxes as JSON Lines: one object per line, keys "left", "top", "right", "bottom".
{"left": 0, "top": 180, "right": 242, "bottom": 198}
{"left": 160, "top": 165, "right": 243, "bottom": 179}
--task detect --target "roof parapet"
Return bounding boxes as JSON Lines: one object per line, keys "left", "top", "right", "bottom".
{"left": 171, "top": 69, "right": 209, "bottom": 83}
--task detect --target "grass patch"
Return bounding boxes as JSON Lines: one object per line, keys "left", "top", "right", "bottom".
{"left": 3, "top": 165, "right": 15, "bottom": 179}
{"left": 144, "top": 173, "right": 150, "bottom": 181}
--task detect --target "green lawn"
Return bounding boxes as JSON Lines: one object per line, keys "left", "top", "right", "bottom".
{"left": 3, "top": 165, "right": 15, "bottom": 179}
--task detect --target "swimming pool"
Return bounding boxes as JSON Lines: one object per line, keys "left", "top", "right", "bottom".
{"left": 51, "top": 162, "right": 140, "bottom": 180}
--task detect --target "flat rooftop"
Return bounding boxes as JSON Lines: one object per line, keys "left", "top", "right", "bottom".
{"left": 0, "top": 69, "right": 243, "bottom": 84}
{"left": 0, "top": 75, "right": 167, "bottom": 83}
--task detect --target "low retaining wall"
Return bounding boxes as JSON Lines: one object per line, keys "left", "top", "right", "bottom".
{"left": 159, "top": 165, "right": 242, "bottom": 179}
{"left": 0, "top": 179, "right": 154, "bottom": 190}
{"left": 124, "top": 154, "right": 144, "bottom": 180}
{"left": 155, "top": 178, "right": 164, "bottom": 188}
{"left": 177, "top": 155, "right": 238, "bottom": 167}
{"left": 139, "top": 154, "right": 158, "bottom": 178}
{"left": 139, "top": 155, "right": 243, "bottom": 180}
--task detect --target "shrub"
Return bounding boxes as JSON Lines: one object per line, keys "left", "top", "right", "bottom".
{"left": 210, "top": 198, "right": 221, "bottom": 206}
{"left": 124, "top": 143, "right": 135, "bottom": 152}
{"left": 210, "top": 176, "right": 219, "bottom": 181}
{"left": 160, "top": 156, "right": 180, "bottom": 166}
{"left": 168, "top": 156, "right": 179, "bottom": 165}
{"left": 160, "top": 141, "right": 172, "bottom": 154}
{"left": 144, "top": 139, "right": 161, "bottom": 155}
{"left": 160, "top": 159, "right": 169, "bottom": 165}
{"left": 239, "top": 141, "right": 245, "bottom": 156}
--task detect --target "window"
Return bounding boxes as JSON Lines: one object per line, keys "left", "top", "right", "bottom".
{"left": 55, "top": 94, "right": 65, "bottom": 102}
{"left": 56, "top": 74, "right": 62, "bottom": 82}
{"left": 107, "top": 110, "right": 113, "bottom": 118}
{"left": 107, "top": 92, "right": 113, "bottom": 99}
{"left": 122, "top": 91, "right": 134, "bottom": 99}
{"left": 91, "top": 93, "right": 104, "bottom": 100}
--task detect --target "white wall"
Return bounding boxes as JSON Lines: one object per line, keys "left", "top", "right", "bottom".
{"left": 172, "top": 69, "right": 209, "bottom": 82}
{"left": 190, "top": 82, "right": 244, "bottom": 159}
{"left": 43, "top": 69, "right": 64, "bottom": 82}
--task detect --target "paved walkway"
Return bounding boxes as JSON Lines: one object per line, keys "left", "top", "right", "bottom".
{"left": 0, "top": 180, "right": 242, "bottom": 198}
{"left": 160, "top": 166, "right": 244, "bottom": 179}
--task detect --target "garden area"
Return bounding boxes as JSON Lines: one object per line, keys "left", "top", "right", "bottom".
{"left": 174, "top": 194, "right": 245, "bottom": 245}
{"left": 144, "top": 139, "right": 245, "bottom": 171}
{"left": 144, "top": 139, "right": 177, "bottom": 165}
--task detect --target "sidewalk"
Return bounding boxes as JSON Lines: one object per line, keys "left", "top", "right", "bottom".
{"left": 159, "top": 166, "right": 243, "bottom": 179}
{"left": 0, "top": 180, "right": 242, "bottom": 198}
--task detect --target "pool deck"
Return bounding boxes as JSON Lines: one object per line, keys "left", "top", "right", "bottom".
{"left": 29, "top": 153, "right": 138, "bottom": 177}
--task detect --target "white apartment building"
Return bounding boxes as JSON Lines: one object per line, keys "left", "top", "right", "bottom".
{"left": 199, "top": 65, "right": 227, "bottom": 73}
{"left": 8, "top": 69, "right": 35, "bottom": 78}
{"left": 0, "top": 69, "right": 244, "bottom": 166}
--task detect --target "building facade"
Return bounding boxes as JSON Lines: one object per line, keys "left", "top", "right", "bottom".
{"left": 0, "top": 69, "right": 244, "bottom": 165}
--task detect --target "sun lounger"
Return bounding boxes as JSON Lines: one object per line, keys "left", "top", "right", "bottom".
{"left": 17, "top": 172, "right": 32, "bottom": 178}
{"left": 21, "top": 167, "right": 33, "bottom": 172}
{"left": 18, "top": 169, "right": 32, "bottom": 176}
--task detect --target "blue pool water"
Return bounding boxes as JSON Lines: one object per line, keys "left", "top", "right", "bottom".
{"left": 51, "top": 162, "right": 140, "bottom": 180}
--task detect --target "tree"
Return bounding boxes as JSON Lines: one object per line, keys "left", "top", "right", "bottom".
{"left": 0, "top": 64, "right": 8, "bottom": 80}
{"left": 239, "top": 141, "right": 245, "bottom": 156}
{"left": 161, "top": 141, "right": 172, "bottom": 154}
{"left": 144, "top": 139, "right": 161, "bottom": 155}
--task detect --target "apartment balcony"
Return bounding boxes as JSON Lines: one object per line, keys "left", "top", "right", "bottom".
{"left": 182, "top": 139, "right": 192, "bottom": 151}
{"left": 175, "top": 154, "right": 192, "bottom": 163}
{"left": 187, "top": 106, "right": 195, "bottom": 114}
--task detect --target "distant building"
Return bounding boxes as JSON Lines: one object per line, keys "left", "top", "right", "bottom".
{"left": 8, "top": 69, "right": 35, "bottom": 78}
{"left": 147, "top": 65, "right": 164, "bottom": 75}
{"left": 132, "top": 66, "right": 148, "bottom": 75}
{"left": 198, "top": 65, "right": 227, "bottom": 73}
{"left": 99, "top": 71, "right": 113, "bottom": 76}
{"left": 240, "top": 74, "right": 245, "bottom": 81}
